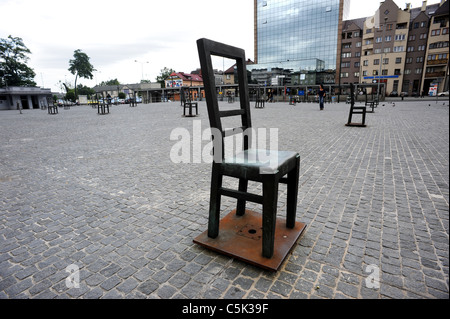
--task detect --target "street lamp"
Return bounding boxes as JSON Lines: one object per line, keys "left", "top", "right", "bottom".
{"left": 135, "top": 60, "right": 149, "bottom": 81}
{"left": 377, "top": 16, "right": 388, "bottom": 103}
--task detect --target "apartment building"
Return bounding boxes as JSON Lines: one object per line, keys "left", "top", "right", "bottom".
{"left": 403, "top": 2, "right": 440, "bottom": 95}
{"left": 422, "top": 0, "right": 449, "bottom": 95}
{"left": 339, "top": 0, "right": 448, "bottom": 96}
{"left": 339, "top": 18, "right": 365, "bottom": 85}
{"left": 360, "top": 0, "right": 413, "bottom": 95}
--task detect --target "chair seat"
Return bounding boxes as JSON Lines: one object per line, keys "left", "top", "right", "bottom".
{"left": 222, "top": 149, "right": 299, "bottom": 180}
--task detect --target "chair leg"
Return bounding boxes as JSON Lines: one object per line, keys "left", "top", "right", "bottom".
{"left": 236, "top": 178, "right": 248, "bottom": 216}
{"left": 262, "top": 175, "right": 279, "bottom": 258}
{"left": 286, "top": 155, "right": 300, "bottom": 229}
{"left": 208, "top": 164, "right": 222, "bottom": 239}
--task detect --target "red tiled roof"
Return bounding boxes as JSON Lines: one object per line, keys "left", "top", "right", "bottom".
{"left": 170, "top": 72, "right": 203, "bottom": 82}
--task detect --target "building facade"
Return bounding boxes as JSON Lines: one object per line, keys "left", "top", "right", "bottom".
{"left": 0, "top": 86, "right": 52, "bottom": 110}
{"left": 422, "top": 0, "right": 449, "bottom": 95}
{"left": 249, "top": 0, "right": 350, "bottom": 85}
{"left": 338, "top": 0, "right": 448, "bottom": 96}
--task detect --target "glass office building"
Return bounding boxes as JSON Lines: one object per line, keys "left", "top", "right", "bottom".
{"left": 249, "top": 0, "right": 350, "bottom": 85}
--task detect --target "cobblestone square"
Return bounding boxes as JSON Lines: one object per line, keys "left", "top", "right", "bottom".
{"left": 0, "top": 99, "right": 448, "bottom": 299}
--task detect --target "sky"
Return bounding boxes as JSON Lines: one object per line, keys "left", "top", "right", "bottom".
{"left": 0, "top": 0, "right": 443, "bottom": 93}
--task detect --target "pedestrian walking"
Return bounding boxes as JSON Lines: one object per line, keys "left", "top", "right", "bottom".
{"left": 318, "top": 84, "right": 326, "bottom": 110}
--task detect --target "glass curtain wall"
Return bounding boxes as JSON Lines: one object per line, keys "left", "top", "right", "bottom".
{"left": 250, "top": 0, "right": 349, "bottom": 85}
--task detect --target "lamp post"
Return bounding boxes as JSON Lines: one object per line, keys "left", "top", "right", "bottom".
{"left": 135, "top": 60, "right": 149, "bottom": 81}
{"left": 377, "top": 16, "right": 388, "bottom": 103}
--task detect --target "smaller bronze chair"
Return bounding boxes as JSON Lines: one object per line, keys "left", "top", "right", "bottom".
{"left": 197, "top": 38, "right": 302, "bottom": 260}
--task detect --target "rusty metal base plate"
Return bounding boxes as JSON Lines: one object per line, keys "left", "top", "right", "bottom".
{"left": 193, "top": 209, "right": 307, "bottom": 272}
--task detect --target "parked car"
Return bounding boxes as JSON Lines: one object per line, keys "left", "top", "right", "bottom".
{"left": 439, "top": 91, "right": 449, "bottom": 97}
{"left": 389, "top": 91, "right": 398, "bottom": 97}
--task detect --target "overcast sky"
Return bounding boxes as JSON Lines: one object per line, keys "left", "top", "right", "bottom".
{"left": 0, "top": 0, "right": 443, "bottom": 92}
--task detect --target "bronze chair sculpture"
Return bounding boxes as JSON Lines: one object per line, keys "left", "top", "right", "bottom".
{"left": 194, "top": 38, "right": 306, "bottom": 270}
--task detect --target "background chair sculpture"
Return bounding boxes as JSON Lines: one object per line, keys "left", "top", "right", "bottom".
{"left": 194, "top": 38, "right": 306, "bottom": 271}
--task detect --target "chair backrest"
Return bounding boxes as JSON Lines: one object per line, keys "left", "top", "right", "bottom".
{"left": 197, "top": 38, "right": 252, "bottom": 160}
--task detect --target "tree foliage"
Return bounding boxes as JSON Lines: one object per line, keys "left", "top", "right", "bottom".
{"left": 98, "top": 79, "right": 120, "bottom": 86}
{"left": 68, "top": 49, "right": 95, "bottom": 98}
{"left": 156, "top": 67, "right": 175, "bottom": 88}
{"left": 0, "top": 35, "right": 36, "bottom": 87}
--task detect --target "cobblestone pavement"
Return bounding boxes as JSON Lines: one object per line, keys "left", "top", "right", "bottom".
{"left": 0, "top": 99, "right": 448, "bottom": 300}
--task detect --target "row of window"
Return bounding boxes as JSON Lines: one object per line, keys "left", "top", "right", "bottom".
{"left": 342, "top": 52, "right": 448, "bottom": 69}
{"left": 344, "top": 27, "right": 447, "bottom": 48}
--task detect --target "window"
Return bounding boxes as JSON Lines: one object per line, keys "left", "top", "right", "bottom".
{"left": 376, "top": 37, "right": 382, "bottom": 43}
{"left": 374, "top": 48, "right": 381, "bottom": 54}
{"left": 341, "top": 62, "right": 350, "bottom": 68}
{"left": 431, "top": 29, "right": 441, "bottom": 36}
{"left": 354, "top": 62, "right": 360, "bottom": 68}
{"left": 406, "top": 57, "right": 413, "bottom": 64}
{"left": 393, "top": 80, "right": 399, "bottom": 91}
{"left": 363, "top": 60, "right": 369, "bottom": 66}
{"left": 385, "top": 35, "right": 392, "bottom": 41}
{"left": 420, "top": 33, "right": 427, "bottom": 39}
{"left": 394, "top": 69, "right": 401, "bottom": 75}
{"left": 393, "top": 46, "right": 404, "bottom": 52}
{"left": 409, "top": 35, "right": 416, "bottom": 41}
{"left": 366, "top": 28, "right": 372, "bottom": 34}
{"left": 395, "top": 34, "right": 406, "bottom": 41}
{"left": 396, "top": 23, "right": 407, "bottom": 30}
{"left": 342, "top": 52, "right": 352, "bottom": 58}
{"left": 363, "top": 71, "right": 368, "bottom": 76}
{"left": 365, "top": 40, "right": 372, "bottom": 45}
{"left": 343, "top": 43, "right": 352, "bottom": 49}
{"left": 355, "top": 52, "right": 361, "bottom": 57}
{"left": 407, "top": 46, "right": 415, "bottom": 52}
{"left": 384, "top": 47, "right": 391, "bottom": 53}
{"left": 404, "top": 69, "right": 411, "bottom": 74}
{"left": 443, "top": 28, "right": 449, "bottom": 35}
{"left": 374, "top": 59, "right": 380, "bottom": 65}
{"left": 420, "top": 21, "right": 427, "bottom": 28}
{"left": 383, "top": 58, "right": 389, "bottom": 65}
{"left": 340, "top": 72, "right": 349, "bottom": 78}
{"left": 373, "top": 70, "right": 379, "bottom": 76}
{"left": 382, "top": 69, "right": 388, "bottom": 75}
{"left": 416, "top": 56, "right": 423, "bottom": 63}
{"left": 415, "top": 68, "right": 422, "bottom": 74}
{"left": 418, "top": 45, "right": 426, "bottom": 51}
{"left": 354, "top": 31, "right": 360, "bottom": 37}
{"left": 387, "top": 24, "right": 393, "bottom": 31}
{"left": 354, "top": 72, "right": 360, "bottom": 77}
{"left": 429, "top": 41, "right": 450, "bottom": 49}
{"left": 414, "top": 22, "right": 419, "bottom": 29}
{"left": 395, "top": 57, "right": 402, "bottom": 64}
{"left": 356, "top": 42, "right": 362, "bottom": 47}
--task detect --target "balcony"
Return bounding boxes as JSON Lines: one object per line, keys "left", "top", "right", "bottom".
{"left": 427, "top": 59, "right": 448, "bottom": 66}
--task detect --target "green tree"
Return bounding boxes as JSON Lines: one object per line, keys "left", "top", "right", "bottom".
{"left": 156, "top": 67, "right": 175, "bottom": 88}
{"left": 98, "top": 78, "right": 120, "bottom": 86}
{"left": 0, "top": 35, "right": 36, "bottom": 87}
{"left": 68, "top": 49, "right": 95, "bottom": 99}
{"left": 77, "top": 84, "right": 95, "bottom": 96}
